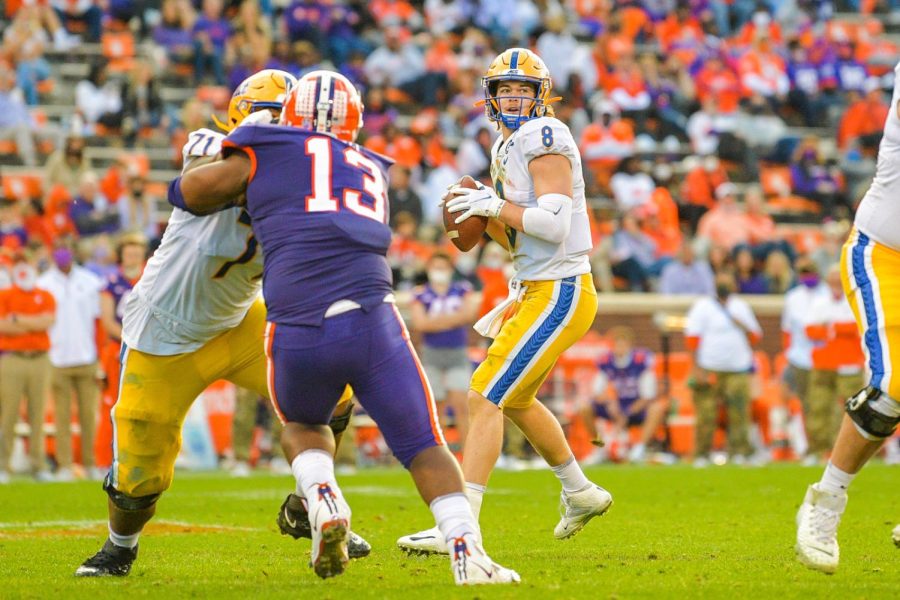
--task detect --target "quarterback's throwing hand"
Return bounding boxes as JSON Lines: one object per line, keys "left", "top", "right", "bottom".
{"left": 445, "top": 184, "right": 505, "bottom": 223}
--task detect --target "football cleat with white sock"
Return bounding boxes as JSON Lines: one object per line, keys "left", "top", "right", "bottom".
{"left": 450, "top": 532, "right": 520, "bottom": 585}
{"left": 554, "top": 484, "right": 613, "bottom": 540}
{"left": 308, "top": 482, "right": 351, "bottom": 579}
{"left": 795, "top": 483, "right": 847, "bottom": 574}
{"left": 396, "top": 525, "right": 448, "bottom": 555}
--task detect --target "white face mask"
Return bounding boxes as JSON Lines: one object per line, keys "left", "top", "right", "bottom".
{"left": 12, "top": 264, "right": 36, "bottom": 291}
{"left": 0, "top": 269, "right": 11, "bottom": 290}
{"left": 427, "top": 269, "right": 452, "bottom": 286}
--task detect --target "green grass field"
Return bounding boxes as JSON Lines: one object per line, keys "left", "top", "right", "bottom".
{"left": 1, "top": 464, "right": 898, "bottom": 598}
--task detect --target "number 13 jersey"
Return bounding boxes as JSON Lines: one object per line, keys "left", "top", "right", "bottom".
{"left": 489, "top": 116, "right": 592, "bottom": 281}
{"left": 222, "top": 124, "right": 394, "bottom": 326}
{"left": 122, "top": 128, "right": 265, "bottom": 355}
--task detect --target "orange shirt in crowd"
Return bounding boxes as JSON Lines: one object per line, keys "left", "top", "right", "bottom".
{"left": 694, "top": 65, "right": 742, "bottom": 113}
{"left": 0, "top": 286, "right": 56, "bottom": 352}
{"left": 837, "top": 96, "right": 889, "bottom": 149}
{"left": 697, "top": 207, "right": 750, "bottom": 250}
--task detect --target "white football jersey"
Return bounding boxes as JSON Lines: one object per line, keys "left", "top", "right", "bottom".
{"left": 855, "top": 62, "right": 900, "bottom": 251}
{"left": 121, "top": 128, "right": 264, "bottom": 355}
{"left": 490, "top": 116, "right": 592, "bottom": 281}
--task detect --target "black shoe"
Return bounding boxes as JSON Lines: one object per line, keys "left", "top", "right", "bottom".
{"left": 75, "top": 539, "right": 138, "bottom": 577}
{"left": 277, "top": 493, "right": 312, "bottom": 539}
{"left": 277, "top": 493, "right": 371, "bottom": 559}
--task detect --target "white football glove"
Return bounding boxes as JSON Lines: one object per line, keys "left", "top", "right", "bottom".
{"left": 445, "top": 183, "right": 505, "bottom": 223}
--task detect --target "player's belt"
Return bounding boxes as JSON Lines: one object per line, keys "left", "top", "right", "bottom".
{"left": 324, "top": 294, "right": 396, "bottom": 318}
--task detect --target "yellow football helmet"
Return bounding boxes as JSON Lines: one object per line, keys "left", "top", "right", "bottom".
{"left": 482, "top": 48, "right": 556, "bottom": 130}
{"left": 213, "top": 69, "right": 298, "bottom": 132}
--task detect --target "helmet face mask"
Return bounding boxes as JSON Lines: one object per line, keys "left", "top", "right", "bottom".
{"left": 482, "top": 48, "right": 554, "bottom": 130}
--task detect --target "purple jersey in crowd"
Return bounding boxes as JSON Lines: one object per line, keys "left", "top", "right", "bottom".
{"left": 414, "top": 281, "right": 472, "bottom": 349}
{"left": 598, "top": 349, "right": 654, "bottom": 409}
{"left": 222, "top": 125, "right": 393, "bottom": 326}
{"left": 103, "top": 270, "right": 136, "bottom": 325}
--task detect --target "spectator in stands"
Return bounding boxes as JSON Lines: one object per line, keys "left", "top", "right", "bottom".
{"left": 802, "top": 264, "right": 865, "bottom": 465}
{"left": 117, "top": 171, "right": 158, "bottom": 241}
{"left": 363, "top": 26, "right": 447, "bottom": 107}
{"left": 193, "top": 0, "right": 232, "bottom": 85}
{"left": 0, "top": 65, "right": 38, "bottom": 167}
{"left": 786, "top": 40, "right": 828, "bottom": 127}
{"left": 610, "top": 212, "right": 658, "bottom": 292}
{"left": 583, "top": 325, "right": 665, "bottom": 464}
{"left": 659, "top": 241, "right": 715, "bottom": 296}
{"left": 410, "top": 251, "right": 480, "bottom": 451}
{"left": 387, "top": 164, "right": 423, "bottom": 227}
{"left": 610, "top": 156, "right": 655, "bottom": 212}
{"left": 679, "top": 155, "right": 729, "bottom": 233}
{"left": 50, "top": 0, "right": 103, "bottom": 43}
{"left": 70, "top": 172, "right": 118, "bottom": 237}
{"left": 837, "top": 86, "right": 888, "bottom": 154}
{"left": 781, "top": 257, "right": 828, "bottom": 447}
{"left": 153, "top": 0, "right": 197, "bottom": 69}
{"left": 687, "top": 96, "right": 735, "bottom": 156}
{"left": 0, "top": 255, "right": 56, "bottom": 483}
{"left": 789, "top": 144, "right": 846, "bottom": 218}
{"left": 685, "top": 271, "right": 762, "bottom": 467}
{"left": 37, "top": 242, "right": 104, "bottom": 481}
{"left": 697, "top": 183, "right": 752, "bottom": 252}
{"left": 75, "top": 60, "right": 124, "bottom": 134}
{"left": 763, "top": 249, "right": 794, "bottom": 294}
{"left": 121, "top": 61, "right": 166, "bottom": 144}
{"left": 45, "top": 137, "right": 89, "bottom": 196}
{"left": 734, "top": 247, "right": 768, "bottom": 294}
{"left": 0, "top": 198, "right": 29, "bottom": 249}
{"left": 3, "top": 4, "right": 53, "bottom": 106}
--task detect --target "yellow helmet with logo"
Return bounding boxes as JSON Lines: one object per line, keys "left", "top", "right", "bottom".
{"left": 213, "top": 69, "right": 298, "bottom": 132}
{"left": 482, "top": 48, "right": 555, "bottom": 130}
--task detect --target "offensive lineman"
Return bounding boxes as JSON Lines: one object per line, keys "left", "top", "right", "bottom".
{"left": 75, "top": 70, "right": 368, "bottom": 577}
{"left": 795, "top": 61, "right": 900, "bottom": 573}
{"left": 398, "top": 48, "right": 612, "bottom": 554}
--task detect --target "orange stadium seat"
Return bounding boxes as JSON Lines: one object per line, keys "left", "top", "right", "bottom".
{"left": 102, "top": 31, "right": 136, "bottom": 72}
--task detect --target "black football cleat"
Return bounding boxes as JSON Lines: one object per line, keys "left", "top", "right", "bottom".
{"left": 75, "top": 539, "right": 138, "bottom": 577}
{"left": 277, "top": 493, "right": 371, "bottom": 558}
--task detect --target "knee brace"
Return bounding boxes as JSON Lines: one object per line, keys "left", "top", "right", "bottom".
{"left": 329, "top": 402, "right": 354, "bottom": 436}
{"left": 104, "top": 476, "right": 161, "bottom": 511}
{"left": 845, "top": 386, "right": 900, "bottom": 441}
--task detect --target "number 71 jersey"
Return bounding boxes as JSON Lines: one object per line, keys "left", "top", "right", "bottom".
{"left": 122, "top": 128, "right": 265, "bottom": 355}
{"left": 222, "top": 124, "right": 394, "bottom": 326}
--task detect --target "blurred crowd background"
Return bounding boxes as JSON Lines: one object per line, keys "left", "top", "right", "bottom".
{"left": 2, "top": 0, "right": 900, "bottom": 480}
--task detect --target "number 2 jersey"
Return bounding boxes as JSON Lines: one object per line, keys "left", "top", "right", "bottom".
{"left": 854, "top": 61, "right": 900, "bottom": 251}
{"left": 489, "top": 116, "right": 592, "bottom": 281}
{"left": 122, "top": 128, "right": 264, "bottom": 355}
{"left": 222, "top": 125, "right": 394, "bottom": 326}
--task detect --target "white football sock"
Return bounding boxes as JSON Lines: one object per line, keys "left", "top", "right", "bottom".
{"left": 464, "top": 482, "right": 486, "bottom": 523}
{"left": 291, "top": 449, "right": 340, "bottom": 500}
{"left": 430, "top": 493, "right": 478, "bottom": 543}
{"left": 108, "top": 524, "right": 139, "bottom": 549}
{"left": 819, "top": 461, "right": 855, "bottom": 495}
{"left": 551, "top": 455, "right": 591, "bottom": 493}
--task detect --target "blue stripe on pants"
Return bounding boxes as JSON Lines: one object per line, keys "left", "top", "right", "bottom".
{"left": 487, "top": 277, "right": 575, "bottom": 404}
{"left": 851, "top": 231, "right": 884, "bottom": 389}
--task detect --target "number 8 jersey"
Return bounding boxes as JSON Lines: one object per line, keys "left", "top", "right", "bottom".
{"left": 122, "top": 128, "right": 265, "bottom": 355}
{"left": 489, "top": 116, "right": 592, "bottom": 281}
{"left": 222, "top": 124, "right": 394, "bottom": 326}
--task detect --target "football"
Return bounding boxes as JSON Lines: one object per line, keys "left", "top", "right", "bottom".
{"left": 443, "top": 175, "right": 489, "bottom": 251}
